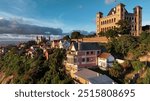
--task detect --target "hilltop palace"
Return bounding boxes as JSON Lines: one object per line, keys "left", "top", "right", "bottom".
{"left": 96, "top": 3, "right": 142, "bottom": 36}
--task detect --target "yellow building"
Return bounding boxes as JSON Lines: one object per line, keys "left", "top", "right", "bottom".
{"left": 96, "top": 3, "right": 142, "bottom": 36}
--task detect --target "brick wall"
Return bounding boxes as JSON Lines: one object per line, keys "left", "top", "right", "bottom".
{"left": 71, "top": 36, "right": 108, "bottom": 43}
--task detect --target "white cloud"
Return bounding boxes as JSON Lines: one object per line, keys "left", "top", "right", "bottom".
{"left": 0, "top": 16, "right": 4, "bottom": 20}
{"left": 0, "top": 9, "right": 95, "bottom": 33}
{"left": 105, "top": 0, "right": 116, "bottom": 4}
{"left": 0, "top": 0, "right": 95, "bottom": 33}
{"left": 0, "top": 11, "right": 64, "bottom": 27}
{"left": 0, "top": 11, "right": 77, "bottom": 33}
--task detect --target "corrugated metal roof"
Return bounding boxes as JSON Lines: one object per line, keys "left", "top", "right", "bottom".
{"left": 75, "top": 69, "right": 99, "bottom": 80}
{"left": 88, "top": 75, "right": 115, "bottom": 84}
{"left": 72, "top": 42, "right": 102, "bottom": 51}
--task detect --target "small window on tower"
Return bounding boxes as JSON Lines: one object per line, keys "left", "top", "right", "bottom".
{"left": 114, "top": 8, "right": 116, "bottom": 11}
{"left": 114, "top": 18, "right": 116, "bottom": 22}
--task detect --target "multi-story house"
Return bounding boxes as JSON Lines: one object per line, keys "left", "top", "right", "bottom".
{"left": 51, "top": 40, "right": 60, "bottom": 48}
{"left": 35, "top": 36, "right": 48, "bottom": 44}
{"left": 65, "top": 42, "right": 103, "bottom": 76}
{"left": 51, "top": 40, "right": 70, "bottom": 50}
{"left": 96, "top": 3, "right": 142, "bottom": 36}
{"left": 59, "top": 40, "right": 70, "bottom": 50}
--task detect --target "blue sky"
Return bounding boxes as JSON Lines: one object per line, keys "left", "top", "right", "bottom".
{"left": 0, "top": 0, "right": 149, "bottom": 33}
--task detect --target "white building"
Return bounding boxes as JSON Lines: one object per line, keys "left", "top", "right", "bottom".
{"left": 98, "top": 52, "right": 115, "bottom": 70}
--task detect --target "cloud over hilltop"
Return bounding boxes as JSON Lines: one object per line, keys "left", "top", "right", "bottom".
{"left": 105, "top": 0, "right": 116, "bottom": 4}
{"left": 0, "top": 18, "right": 63, "bottom": 35}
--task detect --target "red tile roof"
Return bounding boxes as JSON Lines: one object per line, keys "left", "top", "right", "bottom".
{"left": 98, "top": 52, "right": 111, "bottom": 59}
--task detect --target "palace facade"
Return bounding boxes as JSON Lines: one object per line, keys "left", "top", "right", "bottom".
{"left": 96, "top": 3, "right": 142, "bottom": 36}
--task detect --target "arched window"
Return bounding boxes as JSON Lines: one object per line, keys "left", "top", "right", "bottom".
{"left": 109, "top": 19, "right": 111, "bottom": 23}
{"left": 114, "top": 18, "right": 116, "bottom": 22}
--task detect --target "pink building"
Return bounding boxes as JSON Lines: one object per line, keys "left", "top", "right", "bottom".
{"left": 66, "top": 42, "right": 103, "bottom": 74}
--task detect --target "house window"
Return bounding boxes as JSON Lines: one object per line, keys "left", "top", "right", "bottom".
{"left": 91, "top": 51, "right": 93, "bottom": 55}
{"left": 86, "top": 58, "right": 89, "bottom": 62}
{"left": 86, "top": 52, "right": 89, "bottom": 55}
{"left": 82, "top": 58, "right": 85, "bottom": 62}
{"left": 74, "top": 58, "right": 77, "bottom": 64}
{"left": 97, "top": 51, "right": 100, "bottom": 54}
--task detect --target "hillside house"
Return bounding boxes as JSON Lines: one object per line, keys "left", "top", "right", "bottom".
{"left": 65, "top": 42, "right": 103, "bottom": 76}
{"left": 98, "top": 52, "right": 115, "bottom": 70}
{"left": 51, "top": 40, "right": 70, "bottom": 49}
{"left": 59, "top": 40, "right": 70, "bottom": 49}
{"left": 51, "top": 40, "right": 60, "bottom": 48}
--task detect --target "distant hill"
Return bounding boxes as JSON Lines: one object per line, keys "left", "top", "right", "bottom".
{"left": 71, "top": 30, "right": 95, "bottom": 35}
{"left": 142, "top": 25, "right": 150, "bottom": 32}
{"left": 0, "top": 19, "right": 63, "bottom": 35}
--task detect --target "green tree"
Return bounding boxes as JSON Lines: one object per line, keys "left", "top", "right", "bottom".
{"left": 0, "top": 45, "right": 73, "bottom": 84}
{"left": 71, "top": 31, "right": 81, "bottom": 39}
{"left": 109, "top": 68, "right": 120, "bottom": 78}
{"left": 140, "top": 32, "right": 150, "bottom": 44}
{"left": 143, "top": 68, "right": 150, "bottom": 84}
{"left": 98, "top": 31, "right": 105, "bottom": 37}
{"left": 109, "top": 61, "right": 122, "bottom": 78}
{"left": 113, "top": 61, "right": 122, "bottom": 71}
{"left": 131, "top": 61, "right": 146, "bottom": 71}
{"left": 139, "top": 32, "right": 150, "bottom": 52}
{"left": 105, "top": 29, "right": 118, "bottom": 38}
{"left": 106, "top": 35, "right": 137, "bottom": 56}
{"left": 116, "top": 20, "right": 131, "bottom": 35}
{"left": 25, "top": 40, "right": 37, "bottom": 48}
{"left": 114, "top": 35, "right": 137, "bottom": 55}
{"left": 63, "top": 35, "right": 70, "bottom": 41}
